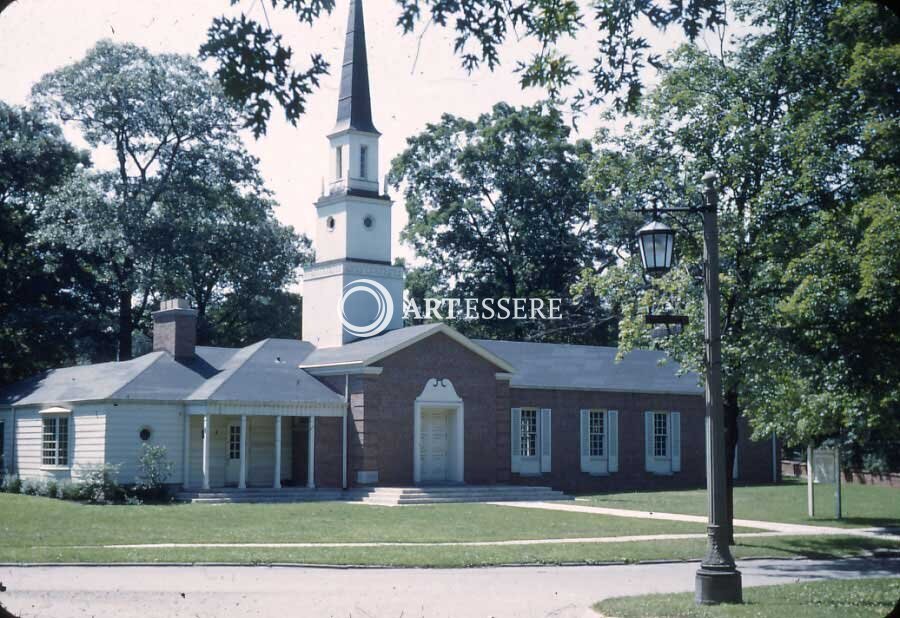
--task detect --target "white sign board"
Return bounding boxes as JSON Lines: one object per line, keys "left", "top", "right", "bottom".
{"left": 813, "top": 448, "right": 837, "bottom": 483}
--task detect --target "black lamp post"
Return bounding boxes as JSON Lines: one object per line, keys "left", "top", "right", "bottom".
{"left": 635, "top": 171, "right": 742, "bottom": 605}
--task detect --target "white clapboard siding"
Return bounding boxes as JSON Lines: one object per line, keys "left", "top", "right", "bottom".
{"left": 248, "top": 416, "right": 276, "bottom": 487}
{"left": 14, "top": 405, "right": 106, "bottom": 481}
{"left": 104, "top": 403, "right": 183, "bottom": 484}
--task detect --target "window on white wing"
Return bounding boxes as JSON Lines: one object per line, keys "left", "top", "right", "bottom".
{"left": 589, "top": 411, "right": 605, "bottom": 457}
{"left": 42, "top": 416, "right": 69, "bottom": 466}
{"left": 336, "top": 146, "right": 343, "bottom": 179}
{"left": 360, "top": 145, "right": 368, "bottom": 179}
{"left": 653, "top": 412, "right": 668, "bottom": 457}
{"left": 229, "top": 424, "right": 241, "bottom": 460}
{"left": 520, "top": 409, "right": 537, "bottom": 457}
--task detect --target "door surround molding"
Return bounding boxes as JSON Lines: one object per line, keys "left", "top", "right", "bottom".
{"left": 413, "top": 378, "right": 464, "bottom": 484}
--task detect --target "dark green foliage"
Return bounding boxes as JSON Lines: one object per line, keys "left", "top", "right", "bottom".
{"left": 582, "top": 0, "right": 900, "bottom": 449}
{"left": 0, "top": 102, "right": 114, "bottom": 385}
{"left": 30, "top": 41, "right": 312, "bottom": 361}
{"left": 391, "top": 102, "right": 615, "bottom": 344}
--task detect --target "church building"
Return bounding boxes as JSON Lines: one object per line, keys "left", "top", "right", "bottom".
{"left": 0, "top": 0, "right": 778, "bottom": 496}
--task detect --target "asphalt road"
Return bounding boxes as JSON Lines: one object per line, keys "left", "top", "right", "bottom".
{"left": 1, "top": 557, "right": 898, "bottom": 618}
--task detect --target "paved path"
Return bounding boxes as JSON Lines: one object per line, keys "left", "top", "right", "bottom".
{"left": 74, "top": 531, "right": 785, "bottom": 550}
{"left": 493, "top": 501, "right": 900, "bottom": 541}
{"left": 1, "top": 557, "right": 897, "bottom": 618}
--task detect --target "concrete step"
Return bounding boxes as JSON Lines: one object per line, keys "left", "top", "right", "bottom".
{"left": 357, "top": 485, "right": 571, "bottom": 506}
{"left": 175, "top": 485, "right": 570, "bottom": 505}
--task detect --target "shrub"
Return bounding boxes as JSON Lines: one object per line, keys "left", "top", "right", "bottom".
{"left": 77, "top": 463, "right": 124, "bottom": 504}
{"left": 1, "top": 474, "right": 21, "bottom": 494}
{"left": 124, "top": 494, "right": 144, "bottom": 506}
{"left": 42, "top": 479, "right": 59, "bottom": 498}
{"left": 21, "top": 478, "right": 44, "bottom": 496}
{"left": 135, "top": 444, "right": 174, "bottom": 501}
{"left": 57, "top": 480, "right": 83, "bottom": 501}
{"left": 862, "top": 453, "right": 890, "bottom": 476}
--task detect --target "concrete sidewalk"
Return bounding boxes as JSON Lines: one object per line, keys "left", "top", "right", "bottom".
{"left": 1, "top": 557, "right": 898, "bottom": 618}
{"left": 493, "top": 500, "right": 900, "bottom": 541}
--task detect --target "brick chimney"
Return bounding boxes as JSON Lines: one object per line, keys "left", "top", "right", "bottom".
{"left": 152, "top": 298, "right": 198, "bottom": 359}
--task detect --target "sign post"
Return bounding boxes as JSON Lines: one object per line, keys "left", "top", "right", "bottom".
{"left": 807, "top": 444, "right": 815, "bottom": 517}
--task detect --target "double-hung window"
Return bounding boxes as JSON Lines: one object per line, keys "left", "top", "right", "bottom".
{"left": 511, "top": 407, "right": 552, "bottom": 474}
{"left": 580, "top": 409, "right": 618, "bottom": 474}
{"left": 42, "top": 416, "right": 69, "bottom": 466}
{"left": 589, "top": 411, "right": 605, "bottom": 457}
{"left": 653, "top": 412, "right": 668, "bottom": 457}
{"left": 520, "top": 409, "right": 537, "bottom": 457}
{"left": 228, "top": 424, "right": 241, "bottom": 460}
{"left": 644, "top": 410, "right": 681, "bottom": 474}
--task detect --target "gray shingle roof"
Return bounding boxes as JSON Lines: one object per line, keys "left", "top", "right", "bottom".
{"left": 187, "top": 339, "right": 342, "bottom": 404}
{"left": 1, "top": 325, "right": 701, "bottom": 407}
{"left": 475, "top": 339, "right": 703, "bottom": 395}
{"left": 0, "top": 340, "right": 341, "bottom": 407}
{"left": 299, "top": 323, "right": 439, "bottom": 367}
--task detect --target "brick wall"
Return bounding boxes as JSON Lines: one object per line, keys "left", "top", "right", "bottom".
{"left": 508, "top": 389, "right": 706, "bottom": 492}
{"left": 309, "top": 332, "right": 779, "bottom": 491}
{"left": 362, "top": 332, "right": 506, "bottom": 486}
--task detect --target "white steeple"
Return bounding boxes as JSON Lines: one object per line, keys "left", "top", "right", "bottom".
{"left": 301, "top": 0, "right": 404, "bottom": 347}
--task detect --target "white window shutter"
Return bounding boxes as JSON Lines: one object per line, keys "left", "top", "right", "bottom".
{"left": 540, "top": 408, "right": 552, "bottom": 472}
{"left": 671, "top": 411, "right": 681, "bottom": 472}
{"left": 607, "top": 410, "right": 619, "bottom": 473}
{"left": 580, "top": 409, "right": 590, "bottom": 472}
{"left": 510, "top": 408, "right": 522, "bottom": 473}
{"left": 644, "top": 411, "right": 653, "bottom": 471}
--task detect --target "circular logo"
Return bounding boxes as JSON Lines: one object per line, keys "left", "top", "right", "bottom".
{"left": 339, "top": 279, "right": 394, "bottom": 338}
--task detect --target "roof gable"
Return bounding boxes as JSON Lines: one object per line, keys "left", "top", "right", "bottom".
{"left": 299, "top": 323, "right": 516, "bottom": 373}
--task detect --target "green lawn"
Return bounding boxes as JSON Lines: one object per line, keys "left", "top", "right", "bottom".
{"left": 581, "top": 481, "right": 900, "bottom": 528}
{"left": 0, "top": 492, "right": 712, "bottom": 548}
{"left": 1, "top": 493, "right": 898, "bottom": 566}
{"left": 594, "top": 577, "right": 900, "bottom": 617}
{"left": 2, "top": 534, "right": 897, "bottom": 567}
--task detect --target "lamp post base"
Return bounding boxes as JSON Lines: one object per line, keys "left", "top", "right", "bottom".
{"left": 695, "top": 566, "right": 742, "bottom": 605}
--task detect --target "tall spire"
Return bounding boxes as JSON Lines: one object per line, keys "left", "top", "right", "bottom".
{"left": 334, "top": 0, "right": 379, "bottom": 134}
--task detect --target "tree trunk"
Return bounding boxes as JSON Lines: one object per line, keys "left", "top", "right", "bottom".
{"left": 724, "top": 388, "right": 740, "bottom": 545}
{"left": 117, "top": 286, "right": 133, "bottom": 361}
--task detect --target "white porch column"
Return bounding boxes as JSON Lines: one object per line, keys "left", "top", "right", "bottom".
{"left": 183, "top": 413, "right": 190, "bottom": 488}
{"left": 239, "top": 415, "right": 248, "bottom": 489}
{"left": 307, "top": 416, "right": 316, "bottom": 489}
{"left": 202, "top": 414, "right": 211, "bottom": 490}
{"left": 341, "top": 410, "right": 348, "bottom": 490}
{"left": 273, "top": 415, "right": 282, "bottom": 489}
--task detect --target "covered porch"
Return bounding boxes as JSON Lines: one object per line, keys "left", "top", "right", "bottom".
{"left": 183, "top": 403, "right": 346, "bottom": 490}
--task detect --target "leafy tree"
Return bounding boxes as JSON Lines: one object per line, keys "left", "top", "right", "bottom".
{"left": 0, "top": 0, "right": 747, "bottom": 135}
{"left": 580, "top": 0, "right": 899, "bottom": 534}
{"left": 0, "top": 102, "right": 113, "bottom": 385}
{"left": 390, "top": 102, "right": 614, "bottom": 344}
{"left": 31, "top": 41, "right": 311, "bottom": 359}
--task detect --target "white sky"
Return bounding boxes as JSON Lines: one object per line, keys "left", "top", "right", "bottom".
{"left": 0, "top": 0, "right": 720, "bottom": 269}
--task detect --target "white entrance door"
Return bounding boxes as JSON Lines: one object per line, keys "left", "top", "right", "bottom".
{"left": 225, "top": 422, "right": 241, "bottom": 486}
{"left": 420, "top": 409, "right": 450, "bottom": 482}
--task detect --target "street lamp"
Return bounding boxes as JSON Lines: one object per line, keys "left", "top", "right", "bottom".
{"left": 636, "top": 220, "right": 676, "bottom": 275}
{"left": 636, "top": 171, "right": 743, "bottom": 605}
